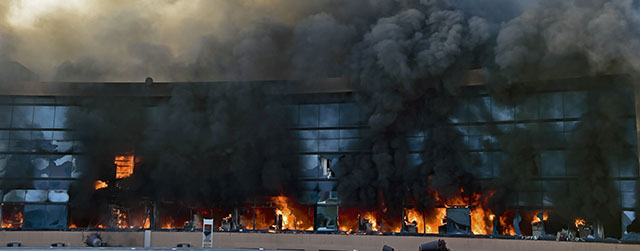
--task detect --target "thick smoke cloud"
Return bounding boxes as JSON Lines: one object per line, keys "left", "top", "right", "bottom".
{"left": 338, "top": 0, "right": 491, "bottom": 210}
{"left": 351, "top": 1, "right": 489, "bottom": 131}
{"left": 0, "top": 0, "right": 399, "bottom": 81}
{"left": 290, "top": 13, "right": 356, "bottom": 79}
{"left": 415, "top": 89, "right": 480, "bottom": 205}
{"left": 489, "top": 0, "right": 640, "bottom": 232}
{"left": 136, "top": 84, "right": 297, "bottom": 206}
{"left": 44, "top": 0, "right": 507, "bottom": 213}
{"left": 495, "top": 0, "right": 640, "bottom": 81}
{"left": 68, "top": 84, "right": 298, "bottom": 212}
{"left": 66, "top": 97, "right": 147, "bottom": 214}
{"left": 488, "top": 127, "right": 551, "bottom": 215}
{"left": 0, "top": 0, "right": 510, "bottom": 82}
{"left": 552, "top": 89, "right": 633, "bottom": 234}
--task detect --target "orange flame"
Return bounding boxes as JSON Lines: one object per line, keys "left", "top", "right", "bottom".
{"left": 403, "top": 208, "right": 425, "bottom": 233}
{"left": 531, "top": 210, "right": 548, "bottom": 224}
{"left": 362, "top": 212, "right": 379, "bottom": 232}
{"left": 396, "top": 208, "right": 445, "bottom": 233}
{"left": 112, "top": 208, "right": 129, "bottom": 229}
{"left": 69, "top": 223, "right": 77, "bottom": 229}
{"left": 94, "top": 180, "right": 108, "bottom": 190}
{"left": 143, "top": 215, "right": 151, "bottom": 229}
{"left": 500, "top": 213, "right": 516, "bottom": 235}
{"left": 432, "top": 189, "right": 495, "bottom": 235}
{"left": 219, "top": 214, "right": 232, "bottom": 230}
{"left": 1, "top": 211, "right": 23, "bottom": 229}
{"left": 242, "top": 207, "right": 273, "bottom": 230}
{"left": 243, "top": 196, "right": 313, "bottom": 231}
{"left": 425, "top": 208, "right": 446, "bottom": 233}
{"left": 470, "top": 205, "right": 494, "bottom": 235}
{"left": 114, "top": 154, "right": 135, "bottom": 179}
{"left": 271, "top": 196, "right": 313, "bottom": 231}
{"left": 338, "top": 209, "right": 379, "bottom": 233}
{"left": 337, "top": 209, "right": 356, "bottom": 233}
{"left": 574, "top": 218, "right": 586, "bottom": 228}
{"left": 161, "top": 222, "right": 173, "bottom": 229}
{"left": 131, "top": 191, "right": 547, "bottom": 235}
{"left": 338, "top": 190, "right": 512, "bottom": 235}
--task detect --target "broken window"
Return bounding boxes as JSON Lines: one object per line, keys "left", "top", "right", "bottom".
{"left": 320, "top": 157, "right": 333, "bottom": 178}
{"left": 316, "top": 206, "right": 337, "bottom": 231}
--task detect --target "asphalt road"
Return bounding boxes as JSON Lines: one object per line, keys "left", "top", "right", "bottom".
{"left": 0, "top": 248, "right": 280, "bottom": 251}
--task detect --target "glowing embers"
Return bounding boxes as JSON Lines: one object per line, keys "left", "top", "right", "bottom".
{"left": 112, "top": 207, "right": 128, "bottom": 229}
{"left": 114, "top": 154, "right": 135, "bottom": 179}
{"left": 242, "top": 205, "right": 274, "bottom": 230}
{"left": 155, "top": 206, "right": 231, "bottom": 230}
{"left": 160, "top": 221, "right": 173, "bottom": 229}
{"left": 1, "top": 204, "right": 23, "bottom": 229}
{"left": 94, "top": 180, "right": 108, "bottom": 190}
{"left": 108, "top": 206, "right": 152, "bottom": 229}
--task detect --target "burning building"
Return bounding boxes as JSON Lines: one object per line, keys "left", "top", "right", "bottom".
{"left": 0, "top": 72, "right": 636, "bottom": 239}
{"left": 0, "top": 0, "right": 638, "bottom": 244}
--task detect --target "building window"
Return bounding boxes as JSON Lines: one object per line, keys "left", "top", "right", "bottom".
{"left": 320, "top": 157, "right": 333, "bottom": 178}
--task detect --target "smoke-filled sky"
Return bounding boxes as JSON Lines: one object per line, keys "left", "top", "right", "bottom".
{"left": 2, "top": 0, "right": 290, "bottom": 80}
{"left": 0, "top": 0, "right": 525, "bottom": 81}
{"left": 0, "top": 0, "right": 638, "bottom": 82}
{"left": 0, "top": 0, "right": 364, "bottom": 81}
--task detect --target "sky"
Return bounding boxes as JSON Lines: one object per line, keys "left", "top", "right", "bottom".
{"left": 0, "top": 0, "right": 303, "bottom": 81}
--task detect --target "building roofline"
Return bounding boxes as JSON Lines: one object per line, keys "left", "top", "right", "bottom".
{"left": 0, "top": 69, "right": 632, "bottom": 97}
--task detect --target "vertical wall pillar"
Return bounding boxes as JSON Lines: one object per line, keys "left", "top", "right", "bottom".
{"left": 144, "top": 230, "right": 151, "bottom": 248}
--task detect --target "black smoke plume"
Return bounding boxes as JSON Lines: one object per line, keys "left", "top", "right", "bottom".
{"left": 66, "top": 84, "right": 298, "bottom": 224}
{"left": 132, "top": 84, "right": 298, "bottom": 207}
{"left": 552, "top": 89, "right": 634, "bottom": 236}
{"left": 66, "top": 97, "right": 147, "bottom": 221}
{"left": 338, "top": 0, "right": 490, "bottom": 210}
{"left": 488, "top": 0, "right": 640, "bottom": 236}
